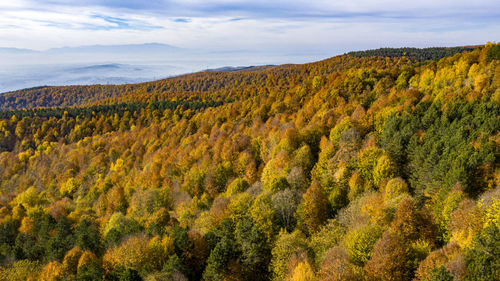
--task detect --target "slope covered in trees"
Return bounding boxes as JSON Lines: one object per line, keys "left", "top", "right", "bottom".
{"left": 0, "top": 43, "right": 499, "bottom": 281}
{"left": 347, "top": 46, "right": 480, "bottom": 61}
{"left": 0, "top": 51, "right": 413, "bottom": 110}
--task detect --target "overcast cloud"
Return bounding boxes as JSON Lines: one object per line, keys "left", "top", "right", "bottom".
{"left": 0, "top": 0, "right": 498, "bottom": 53}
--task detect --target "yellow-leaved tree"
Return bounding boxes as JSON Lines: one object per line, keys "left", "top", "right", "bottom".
{"left": 291, "top": 261, "right": 316, "bottom": 281}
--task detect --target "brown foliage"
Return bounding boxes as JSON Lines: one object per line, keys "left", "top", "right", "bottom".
{"left": 415, "top": 242, "right": 466, "bottom": 281}
{"left": 390, "top": 198, "right": 437, "bottom": 244}
{"left": 364, "top": 231, "right": 407, "bottom": 281}
{"left": 302, "top": 181, "right": 329, "bottom": 234}
{"left": 317, "top": 247, "right": 356, "bottom": 281}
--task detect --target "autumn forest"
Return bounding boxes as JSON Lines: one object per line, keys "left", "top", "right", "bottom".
{"left": 0, "top": 44, "right": 499, "bottom": 281}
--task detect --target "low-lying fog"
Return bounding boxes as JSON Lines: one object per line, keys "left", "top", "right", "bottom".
{"left": 0, "top": 44, "right": 327, "bottom": 93}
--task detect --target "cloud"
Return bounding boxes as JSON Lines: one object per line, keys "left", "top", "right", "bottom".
{"left": 0, "top": 0, "right": 497, "bottom": 54}
{"left": 23, "top": 0, "right": 500, "bottom": 19}
{"left": 40, "top": 0, "right": 168, "bottom": 10}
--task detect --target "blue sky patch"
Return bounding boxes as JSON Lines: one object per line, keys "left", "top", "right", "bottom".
{"left": 89, "top": 14, "right": 163, "bottom": 30}
{"left": 173, "top": 18, "right": 191, "bottom": 23}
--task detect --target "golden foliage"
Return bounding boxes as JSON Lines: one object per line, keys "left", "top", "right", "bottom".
{"left": 39, "top": 261, "right": 65, "bottom": 281}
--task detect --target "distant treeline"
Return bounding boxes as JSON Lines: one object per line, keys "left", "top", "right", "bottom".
{"left": 347, "top": 46, "right": 479, "bottom": 61}
{"left": 0, "top": 99, "right": 227, "bottom": 119}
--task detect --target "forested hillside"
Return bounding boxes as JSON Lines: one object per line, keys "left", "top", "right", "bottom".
{"left": 347, "top": 46, "right": 479, "bottom": 61}
{"left": 0, "top": 46, "right": 486, "bottom": 111}
{"left": 0, "top": 44, "right": 499, "bottom": 281}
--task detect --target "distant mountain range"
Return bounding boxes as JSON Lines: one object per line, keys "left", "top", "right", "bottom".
{"left": 46, "top": 43, "right": 181, "bottom": 54}
{"left": 0, "top": 47, "right": 35, "bottom": 54}
{"left": 0, "top": 43, "right": 181, "bottom": 54}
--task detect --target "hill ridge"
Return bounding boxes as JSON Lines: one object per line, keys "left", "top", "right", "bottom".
{"left": 0, "top": 45, "right": 484, "bottom": 111}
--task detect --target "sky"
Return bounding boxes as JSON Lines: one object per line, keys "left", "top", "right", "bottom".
{"left": 0, "top": 0, "right": 499, "bottom": 54}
